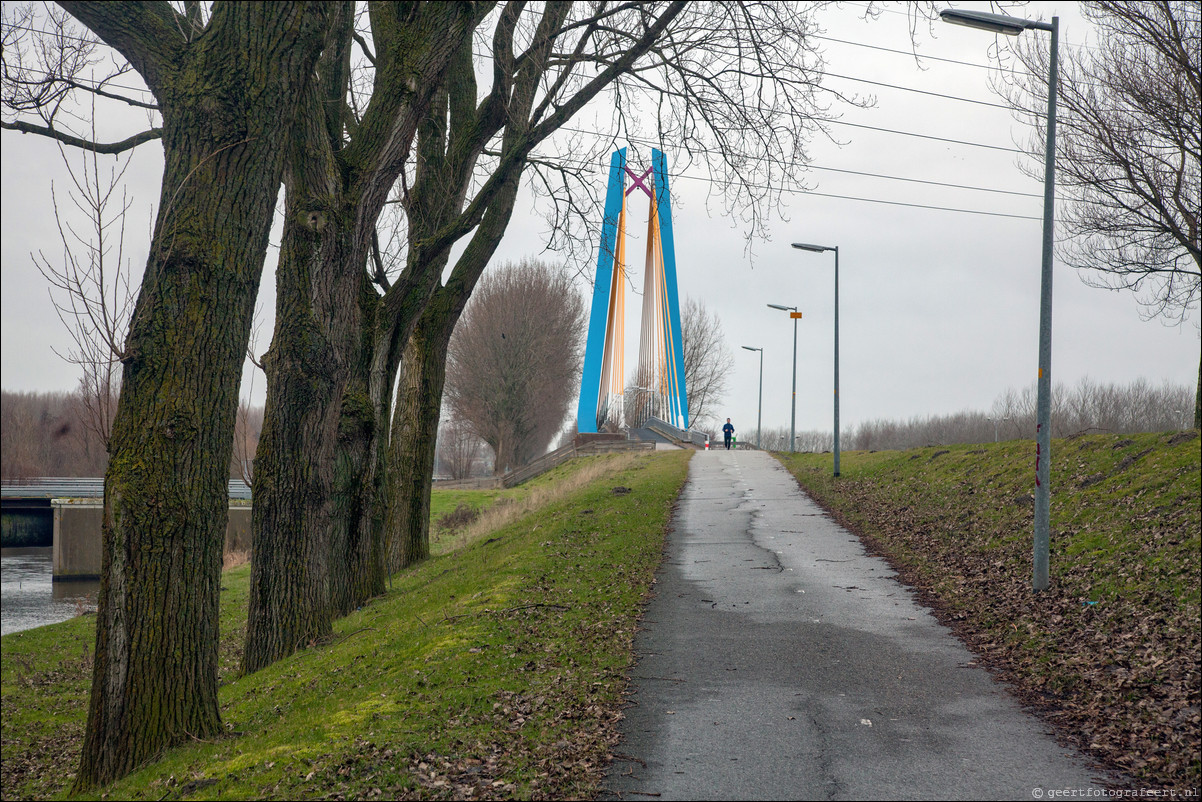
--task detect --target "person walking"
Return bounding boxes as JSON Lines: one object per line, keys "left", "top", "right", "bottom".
{"left": 722, "top": 418, "right": 735, "bottom": 450}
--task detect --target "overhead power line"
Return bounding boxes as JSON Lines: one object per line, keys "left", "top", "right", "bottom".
{"left": 524, "top": 151, "right": 1041, "bottom": 221}
{"left": 9, "top": 53, "right": 1030, "bottom": 157}
{"left": 672, "top": 170, "right": 1040, "bottom": 220}
{"left": 6, "top": 22, "right": 1041, "bottom": 218}
{"left": 557, "top": 126, "right": 1040, "bottom": 198}
{"left": 823, "top": 118, "right": 1023, "bottom": 153}
{"left": 811, "top": 32, "right": 999, "bottom": 72}
{"left": 821, "top": 70, "right": 1017, "bottom": 111}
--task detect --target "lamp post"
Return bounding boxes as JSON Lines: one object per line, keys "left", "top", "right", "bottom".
{"left": 742, "top": 346, "right": 763, "bottom": 448}
{"left": 988, "top": 416, "right": 1011, "bottom": 443}
{"left": 767, "top": 303, "right": 801, "bottom": 452}
{"left": 793, "top": 242, "right": 840, "bottom": 476}
{"left": 942, "top": 7, "right": 1058, "bottom": 592}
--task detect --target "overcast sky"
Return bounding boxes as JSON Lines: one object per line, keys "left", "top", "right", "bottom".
{"left": 3, "top": 2, "right": 1198, "bottom": 441}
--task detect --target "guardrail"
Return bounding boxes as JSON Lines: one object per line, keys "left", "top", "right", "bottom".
{"left": 433, "top": 437, "right": 656, "bottom": 491}
{"left": 644, "top": 417, "right": 711, "bottom": 448}
{"left": 502, "top": 438, "right": 653, "bottom": 488}
{"left": 432, "top": 476, "right": 504, "bottom": 490}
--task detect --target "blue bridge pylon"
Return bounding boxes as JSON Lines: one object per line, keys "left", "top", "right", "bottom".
{"left": 577, "top": 148, "right": 688, "bottom": 434}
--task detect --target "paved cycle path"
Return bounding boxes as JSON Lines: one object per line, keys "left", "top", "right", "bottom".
{"left": 602, "top": 449, "right": 1110, "bottom": 801}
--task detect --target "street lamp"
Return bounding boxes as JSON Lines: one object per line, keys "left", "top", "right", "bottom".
{"left": 741, "top": 346, "right": 763, "bottom": 448}
{"left": 988, "top": 416, "right": 1011, "bottom": 443}
{"left": 942, "top": 7, "right": 1058, "bottom": 592}
{"left": 793, "top": 242, "right": 840, "bottom": 476}
{"left": 767, "top": 303, "right": 801, "bottom": 452}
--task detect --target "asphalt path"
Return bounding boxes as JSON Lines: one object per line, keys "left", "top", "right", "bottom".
{"left": 601, "top": 449, "right": 1111, "bottom": 801}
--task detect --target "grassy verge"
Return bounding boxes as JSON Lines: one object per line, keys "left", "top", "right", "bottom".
{"left": 1, "top": 449, "right": 691, "bottom": 800}
{"left": 775, "top": 431, "right": 1200, "bottom": 789}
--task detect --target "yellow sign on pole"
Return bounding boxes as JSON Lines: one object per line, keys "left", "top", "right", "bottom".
{"left": 789, "top": 311, "right": 803, "bottom": 319}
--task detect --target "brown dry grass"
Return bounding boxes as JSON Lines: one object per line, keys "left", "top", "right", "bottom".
{"left": 222, "top": 549, "right": 250, "bottom": 571}
{"left": 449, "top": 453, "right": 643, "bottom": 552}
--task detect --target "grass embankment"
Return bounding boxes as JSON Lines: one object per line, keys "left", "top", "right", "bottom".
{"left": 776, "top": 431, "right": 1200, "bottom": 789}
{"left": 1, "top": 449, "right": 691, "bottom": 801}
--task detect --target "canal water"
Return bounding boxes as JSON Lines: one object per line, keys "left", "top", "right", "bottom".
{"left": 1, "top": 547, "right": 98, "bottom": 636}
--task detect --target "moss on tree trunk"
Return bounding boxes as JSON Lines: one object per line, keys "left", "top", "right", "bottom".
{"left": 384, "top": 302, "right": 457, "bottom": 572}
{"left": 70, "top": 3, "right": 326, "bottom": 789}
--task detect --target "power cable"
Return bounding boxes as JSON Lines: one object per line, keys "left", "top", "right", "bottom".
{"left": 557, "top": 125, "right": 1039, "bottom": 197}
{"left": 821, "top": 70, "right": 1017, "bottom": 111}
{"left": 5, "top": 22, "right": 1043, "bottom": 216}
{"left": 522, "top": 151, "right": 1041, "bottom": 221}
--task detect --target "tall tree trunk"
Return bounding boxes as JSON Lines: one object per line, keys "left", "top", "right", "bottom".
{"left": 243, "top": 1, "right": 483, "bottom": 653}
{"left": 384, "top": 300, "right": 458, "bottom": 572}
{"left": 243, "top": 69, "right": 355, "bottom": 671}
{"left": 69, "top": 3, "right": 326, "bottom": 789}
{"left": 330, "top": 341, "right": 386, "bottom": 615}
{"left": 325, "top": 273, "right": 402, "bottom": 617}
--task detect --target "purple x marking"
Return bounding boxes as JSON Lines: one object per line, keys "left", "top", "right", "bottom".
{"left": 624, "top": 165, "right": 653, "bottom": 198}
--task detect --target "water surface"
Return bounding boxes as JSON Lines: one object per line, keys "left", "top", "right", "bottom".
{"left": 1, "top": 547, "right": 98, "bottom": 636}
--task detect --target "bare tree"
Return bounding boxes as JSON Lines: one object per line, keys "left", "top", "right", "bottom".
{"left": 31, "top": 133, "right": 137, "bottom": 449}
{"left": 998, "top": 1, "right": 1200, "bottom": 425}
{"left": 242, "top": 2, "right": 487, "bottom": 674}
{"left": 437, "top": 416, "right": 485, "bottom": 481}
{"left": 231, "top": 400, "right": 263, "bottom": 486}
{"left": 370, "top": 2, "right": 849, "bottom": 587}
{"left": 680, "top": 296, "right": 735, "bottom": 429}
{"left": 0, "top": 389, "right": 109, "bottom": 478}
{"left": 446, "top": 259, "right": 586, "bottom": 475}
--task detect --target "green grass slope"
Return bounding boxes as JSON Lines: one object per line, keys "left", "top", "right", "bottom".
{"left": 1, "top": 449, "right": 691, "bottom": 800}
{"left": 776, "top": 431, "right": 1200, "bottom": 789}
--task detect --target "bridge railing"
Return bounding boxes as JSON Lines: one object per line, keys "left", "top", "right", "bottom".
{"left": 644, "top": 417, "right": 710, "bottom": 448}
{"left": 433, "top": 436, "right": 655, "bottom": 491}
{"left": 501, "top": 437, "right": 653, "bottom": 488}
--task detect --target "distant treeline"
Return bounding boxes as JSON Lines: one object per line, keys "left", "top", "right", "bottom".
{"left": 753, "top": 377, "right": 1195, "bottom": 453}
{"left": 3, "top": 378, "right": 1192, "bottom": 478}
{"left": 1, "top": 389, "right": 262, "bottom": 481}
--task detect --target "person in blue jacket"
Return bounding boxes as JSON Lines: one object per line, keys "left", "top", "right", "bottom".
{"left": 722, "top": 418, "right": 735, "bottom": 450}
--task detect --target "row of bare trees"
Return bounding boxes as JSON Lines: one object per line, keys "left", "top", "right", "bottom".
{"left": 0, "top": 387, "right": 109, "bottom": 479}
{"left": 0, "top": 388, "right": 263, "bottom": 483}
{"left": 3, "top": 0, "right": 1194, "bottom": 789}
{"left": 759, "top": 377, "right": 1195, "bottom": 453}
{"left": 3, "top": 2, "right": 841, "bottom": 787}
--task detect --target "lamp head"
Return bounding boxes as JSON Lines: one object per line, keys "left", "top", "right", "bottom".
{"left": 792, "top": 242, "right": 832, "bottom": 253}
{"left": 939, "top": 8, "right": 1051, "bottom": 35}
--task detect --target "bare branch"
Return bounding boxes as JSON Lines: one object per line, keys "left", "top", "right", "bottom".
{"left": 57, "top": 1, "right": 186, "bottom": 94}
{"left": 3, "top": 3, "right": 162, "bottom": 151}
{"left": 2, "top": 118, "right": 161, "bottom": 152}
{"left": 31, "top": 115, "right": 140, "bottom": 447}
{"left": 995, "top": 1, "right": 1200, "bottom": 323}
